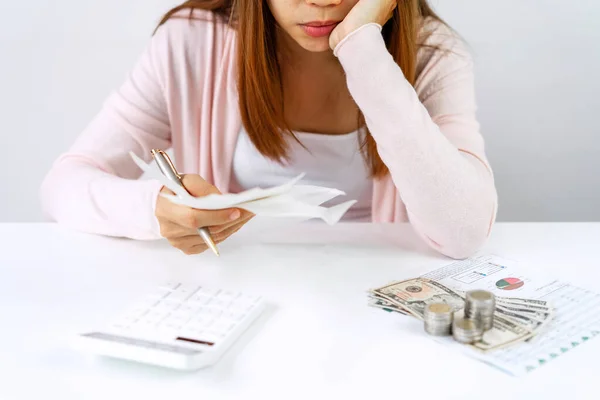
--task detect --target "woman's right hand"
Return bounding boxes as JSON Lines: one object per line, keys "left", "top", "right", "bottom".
{"left": 155, "top": 174, "right": 253, "bottom": 255}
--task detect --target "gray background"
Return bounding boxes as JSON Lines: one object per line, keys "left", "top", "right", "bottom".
{"left": 1, "top": 0, "right": 598, "bottom": 222}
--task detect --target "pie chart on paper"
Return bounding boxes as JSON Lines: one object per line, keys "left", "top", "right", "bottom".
{"left": 496, "top": 277, "right": 524, "bottom": 291}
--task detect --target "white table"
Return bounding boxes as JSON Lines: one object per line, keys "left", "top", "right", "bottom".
{"left": 1, "top": 222, "right": 599, "bottom": 400}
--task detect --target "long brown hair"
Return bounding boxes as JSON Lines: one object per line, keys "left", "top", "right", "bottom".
{"left": 157, "top": 1, "right": 448, "bottom": 178}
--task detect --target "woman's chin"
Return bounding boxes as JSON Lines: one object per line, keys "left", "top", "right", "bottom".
{"left": 297, "top": 36, "right": 332, "bottom": 53}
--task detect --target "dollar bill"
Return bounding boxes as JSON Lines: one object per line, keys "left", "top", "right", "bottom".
{"left": 368, "top": 298, "right": 409, "bottom": 315}
{"left": 371, "top": 278, "right": 465, "bottom": 320}
{"left": 494, "top": 307, "right": 552, "bottom": 332}
{"left": 496, "top": 297, "right": 550, "bottom": 308}
{"left": 496, "top": 301, "right": 551, "bottom": 313}
{"left": 496, "top": 303, "right": 553, "bottom": 322}
{"left": 453, "top": 289, "right": 550, "bottom": 307}
{"left": 471, "top": 314, "right": 534, "bottom": 352}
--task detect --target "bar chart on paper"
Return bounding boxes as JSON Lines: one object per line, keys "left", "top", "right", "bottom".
{"left": 452, "top": 262, "right": 507, "bottom": 284}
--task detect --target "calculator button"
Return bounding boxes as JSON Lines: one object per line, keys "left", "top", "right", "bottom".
{"left": 184, "top": 322, "right": 204, "bottom": 333}
{"left": 136, "top": 320, "right": 158, "bottom": 331}
{"left": 190, "top": 315, "right": 213, "bottom": 327}
{"left": 164, "top": 292, "right": 192, "bottom": 304}
{"left": 146, "top": 310, "right": 168, "bottom": 319}
{"left": 197, "top": 288, "right": 220, "bottom": 297}
{"left": 141, "top": 316, "right": 164, "bottom": 325}
{"left": 152, "top": 303, "right": 179, "bottom": 313}
{"left": 199, "top": 306, "right": 223, "bottom": 316}
{"left": 159, "top": 282, "right": 181, "bottom": 292}
{"left": 155, "top": 323, "right": 177, "bottom": 335}
{"left": 230, "top": 303, "right": 252, "bottom": 314}
{"left": 111, "top": 322, "right": 131, "bottom": 331}
{"left": 197, "top": 317, "right": 216, "bottom": 328}
{"left": 241, "top": 294, "right": 260, "bottom": 303}
{"left": 217, "top": 291, "right": 236, "bottom": 301}
{"left": 130, "top": 299, "right": 158, "bottom": 311}
{"left": 211, "top": 299, "right": 230, "bottom": 308}
{"left": 163, "top": 314, "right": 189, "bottom": 324}
{"left": 172, "top": 305, "right": 194, "bottom": 316}
{"left": 207, "top": 329, "right": 227, "bottom": 338}
{"left": 161, "top": 322, "right": 182, "bottom": 331}
{"left": 211, "top": 321, "right": 235, "bottom": 333}
{"left": 189, "top": 294, "right": 212, "bottom": 306}
{"left": 224, "top": 311, "right": 246, "bottom": 321}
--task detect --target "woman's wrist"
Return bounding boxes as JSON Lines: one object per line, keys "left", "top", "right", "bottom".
{"left": 329, "top": 0, "right": 396, "bottom": 50}
{"left": 332, "top": 23, "right": 383, "bottom": 57}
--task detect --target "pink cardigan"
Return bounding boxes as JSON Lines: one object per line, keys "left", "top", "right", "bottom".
{"left": 40, "top": 11, "right": 498, "bottom": 259}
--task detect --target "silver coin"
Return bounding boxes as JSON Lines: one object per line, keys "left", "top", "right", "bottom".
{"left": 424, "top": 303, "right": 453, "bottom": 336}
{"left": 465, "top": 290, "right": 496, "bottom": 331}
{"left": 478, "top": 316, "right": 494, "bottom": 331}
{"left": 452, "top": 316, "right": 483, "bottom": 344}
{"left": 466, "top": 290, "right": 495, "bottom": 304}
{"left": 465, "top": 291, "right": 495, "bottom": 310}
{"left": 425, "top": 305, "right": 453, "bottom": 319}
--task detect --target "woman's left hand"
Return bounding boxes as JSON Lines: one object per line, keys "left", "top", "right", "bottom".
{"left": 329, "top": 0, "right": 397, "bottom": 50}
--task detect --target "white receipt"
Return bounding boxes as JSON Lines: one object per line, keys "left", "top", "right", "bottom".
{"left": 130, "top": 152, "right": 356, "bottom": 225}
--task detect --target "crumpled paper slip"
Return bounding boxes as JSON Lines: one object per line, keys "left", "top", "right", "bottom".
{"left": 169, "top": 192, "right": 357, "bottom": 226}
{"left": 130, "top": 151, "right": 356, "bottom": 225}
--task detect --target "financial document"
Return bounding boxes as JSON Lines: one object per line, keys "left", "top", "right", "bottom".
{"left": 421, "top": 255, "right": 600, "bottom": 376}
{"left": 130, "top": 151, "right": 356, "bottom": 225}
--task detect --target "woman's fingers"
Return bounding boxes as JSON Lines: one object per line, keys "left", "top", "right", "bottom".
{"left": 211, "top": 218, "right": 249, "bottom": 242}
{"left": 208, "top": 210, "right": 254, "bottom": 234}
{"left": 158, "top": 219, "right": 197, "bottom": 238}
{"left": 185, "top": 236, "right": 228, "bottom": 255}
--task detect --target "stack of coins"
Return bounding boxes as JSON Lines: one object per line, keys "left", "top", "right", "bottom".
{"left": 465, "top": 290, "right": 496, "bottom": 331}
{"left": 452, "top": 314, "right": 483, "bottom": 344}
{"left": 424, "top": 303, "right": 454, "bottom": 336}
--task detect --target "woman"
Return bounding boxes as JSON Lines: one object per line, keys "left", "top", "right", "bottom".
{"left": 40, "top": 0, "right": 498, "bottom": 259}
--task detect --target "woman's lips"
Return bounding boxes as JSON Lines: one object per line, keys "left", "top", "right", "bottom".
{"left": 300, "top": 21, "right": 340, "bottom": 38}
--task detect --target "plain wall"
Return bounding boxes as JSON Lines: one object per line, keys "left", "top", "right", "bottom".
{"left": 1, "top": 0, "right": 599, "bottom": 222}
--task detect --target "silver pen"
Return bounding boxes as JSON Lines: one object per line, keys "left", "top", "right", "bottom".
{"left": 151, "top": 149, "right": 220, "bottom": 257}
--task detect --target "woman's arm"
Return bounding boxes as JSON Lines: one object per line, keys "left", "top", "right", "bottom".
{"left": 334, "top": 23, "right": 498, "bottom": 259}
{"left": 39, "top": 22, "right": 179, "bottom": 240}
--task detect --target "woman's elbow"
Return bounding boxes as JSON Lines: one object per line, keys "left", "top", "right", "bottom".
{"left": 436, "top": 213, "right": 496, "bottom": 260}
{"left": 437, "top": 231, "right": 489, "bottom": 260}
{"left": 39, "top": 169, "right": 61, "bottom": 222}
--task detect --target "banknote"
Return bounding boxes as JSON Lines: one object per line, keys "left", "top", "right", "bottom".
{"left": 454, "top": 290, "right": 551, "bottom": 309}
{"left": 495, "top": 297, "right": 550, "bottom": 308}
{"left": 471, "top": 314, "right": 534, "bottom": 352}
{"left": 496, "top": 301, "right": 552, "bottom": 313}
{"left": 368, "top": 298, "right": 409, "bottom": 315}
{"left": 371, "top": 278, "right": 465, "bottom": 320}
{"left": 494, "top": 307, "right": 552, "bottom": 332}
{"left": 496, "top": 303, "right": 553, "bottom": 322}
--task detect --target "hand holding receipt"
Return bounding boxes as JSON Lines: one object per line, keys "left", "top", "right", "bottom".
{"left": 130, "top": 150, "right": 356, "bottom": 236}
{"left": 151, "top": 149, "right": 220, "bottom": 256}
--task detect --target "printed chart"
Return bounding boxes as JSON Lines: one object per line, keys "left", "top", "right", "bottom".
{"left": 496, "top": 277, "right": 525, "bottom": 291}
{"left": 452, "top": 262, "right": 506, "bottom": 284}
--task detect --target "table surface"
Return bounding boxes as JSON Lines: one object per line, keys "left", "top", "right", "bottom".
{"left": 1, "top": 222, "right": 599, "bottom": 400}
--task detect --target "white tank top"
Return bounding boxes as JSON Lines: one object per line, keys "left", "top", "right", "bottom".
{"left": 229, "top": 126, "right": 373, "bottom": 222}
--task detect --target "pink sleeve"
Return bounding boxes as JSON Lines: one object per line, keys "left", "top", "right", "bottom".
{"left": 39, "top": 23, "right": 177, "bottom": 240}
{"left": 335, "top": 23, "right": 498, "bottom": 259}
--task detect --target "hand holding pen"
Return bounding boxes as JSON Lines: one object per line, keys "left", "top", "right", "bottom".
{"left": 152, "top": 150, "right": 253, "bottom": 256}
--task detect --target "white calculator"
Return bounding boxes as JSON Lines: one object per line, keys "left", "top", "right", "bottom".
{"left": 74, "top": 282, "right": 266, "bottom": 371}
